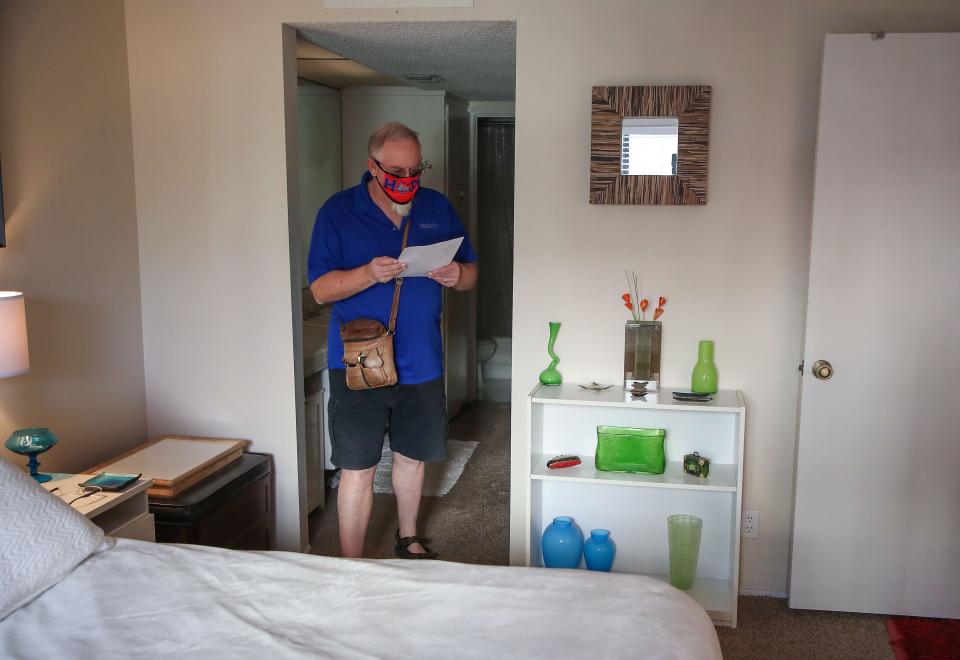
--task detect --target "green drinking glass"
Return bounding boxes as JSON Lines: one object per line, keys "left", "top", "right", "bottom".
{"left": 667, "top": 514, "right": 703, "bottom": 590}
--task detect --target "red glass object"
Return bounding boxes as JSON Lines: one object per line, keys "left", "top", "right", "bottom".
{"left": 547, "top": 455, "right": 582, "bottom": 469}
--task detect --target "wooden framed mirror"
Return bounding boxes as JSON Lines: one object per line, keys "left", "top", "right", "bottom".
{"left": 590, "top": 85, "right": 711, "bottom": 205}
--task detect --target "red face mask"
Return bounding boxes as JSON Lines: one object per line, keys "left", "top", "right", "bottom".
{"left": 377, "top": 173, "right": 420, "bottom": 204}
{"left": 373, "top": 160, "right": 421, "bottom": 204}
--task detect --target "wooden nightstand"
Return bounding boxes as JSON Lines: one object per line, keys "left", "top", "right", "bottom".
{"left": 149, "top": 453, "right": 272, "bottom": 550}
{"left": 43, "top": 474, "right": 156, "bottom": 542}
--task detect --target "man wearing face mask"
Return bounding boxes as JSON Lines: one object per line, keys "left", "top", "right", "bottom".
{"left": 308, "top": 122, "right": 478, "bottom": 560}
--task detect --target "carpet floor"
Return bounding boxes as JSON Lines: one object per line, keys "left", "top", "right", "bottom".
{"left": 309, "top": 400, "right": 894, "bottom": 658}
{"left": 308, "top": 400, "right": 511, "bottom": 564}
{"left": 717, "top": 596, "right": 893, "bottom": 659}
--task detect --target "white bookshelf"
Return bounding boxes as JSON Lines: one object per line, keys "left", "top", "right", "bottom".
{"left": 524, "top": 383, "right": 746, "bottom": 627}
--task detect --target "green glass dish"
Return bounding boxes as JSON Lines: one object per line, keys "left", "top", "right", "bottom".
{"left": 595, "top": 426, "right": 666, "bottom": 474}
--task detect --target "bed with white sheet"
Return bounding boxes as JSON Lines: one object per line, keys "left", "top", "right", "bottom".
{"left": 0, "top": 458, "right": 721, "bottom": 659}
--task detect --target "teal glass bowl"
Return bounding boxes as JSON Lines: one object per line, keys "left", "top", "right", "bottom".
{"left": 5, "top": 427, "right": 58, "bottom": 455}
{"left": 5, "top": 428, "right": 58, "bottom": 482}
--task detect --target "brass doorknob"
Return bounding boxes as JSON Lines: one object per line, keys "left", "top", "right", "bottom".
{"left": 812, "top": 360, "right": 833, "bottom": 380}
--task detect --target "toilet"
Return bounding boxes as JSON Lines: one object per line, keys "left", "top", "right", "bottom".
{"left": 477, "top": 337, "right": 497, "bottom": 391}
{"left": 477, "top": 336, "right": 512, "bottom": 401}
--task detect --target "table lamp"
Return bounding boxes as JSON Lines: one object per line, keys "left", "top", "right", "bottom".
{"left": 0, "top": 292, "right": 56, "bottom": 482}
{"left": 0, "top": 291, "right": 29, "bottom": 378}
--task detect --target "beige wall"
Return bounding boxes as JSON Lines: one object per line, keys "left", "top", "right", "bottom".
{"left": 340, "top": 87, "right": 447, "bottom": 192}
{"left": 0, "top": 0, "right": 146, "bottom": 472}
{"left": 297, "top": 81, "right": 341, "bottom": 288}
{"left": 122, "top": 0, "right": 960, "bottom": 583}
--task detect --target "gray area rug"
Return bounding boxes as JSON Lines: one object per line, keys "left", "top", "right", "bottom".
{"left": 309, "top": 401, "right": 511, "bottom": 564}
{"left": 373, "top": 439, "right": 478, "bottom": 497}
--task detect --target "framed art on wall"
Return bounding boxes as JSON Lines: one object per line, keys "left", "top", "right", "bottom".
{"left": 590, "top": 85, "right": 711, "bottom": 205}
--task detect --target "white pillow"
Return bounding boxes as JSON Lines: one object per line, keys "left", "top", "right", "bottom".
{"left": 0, "top": 456, "right": 105, "bottom": 620}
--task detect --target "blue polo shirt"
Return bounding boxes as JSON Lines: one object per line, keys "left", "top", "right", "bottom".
{"left": 308, "top": 172, "right": 477, "bottom": 385}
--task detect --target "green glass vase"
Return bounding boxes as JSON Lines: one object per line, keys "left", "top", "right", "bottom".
{"left": 691, "top": 340, "right": 718, "bottom": 394}
{"left": 668, "top": 514, "right": 703, "bottom": 590}
{"left": 539, "top": 321, "right": 562, "bottom": 385}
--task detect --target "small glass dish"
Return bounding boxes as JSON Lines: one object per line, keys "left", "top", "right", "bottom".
{"left": 578, "top": 382, "right": 613, "bottom": 391}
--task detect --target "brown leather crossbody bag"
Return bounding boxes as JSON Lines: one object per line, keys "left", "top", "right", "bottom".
{"left": 339, "top": 221, "right": 409, "bottom": 390}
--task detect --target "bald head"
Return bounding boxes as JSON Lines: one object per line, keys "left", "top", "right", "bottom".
{"left": 368, "top": 122, "right": 421, "bottom": 160}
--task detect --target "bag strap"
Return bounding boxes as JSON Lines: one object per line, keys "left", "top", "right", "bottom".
{"left": 388, "top": 220, "right": 410, "bottom": 336}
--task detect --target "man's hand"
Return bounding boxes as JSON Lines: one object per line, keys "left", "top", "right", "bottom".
{"left": 428, "top": 262, "right": 461, "bottom": 288}
{"left": 367, "top": 256, "right": 407, "bottom": 284}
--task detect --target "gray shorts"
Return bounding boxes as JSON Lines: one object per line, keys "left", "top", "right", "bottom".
{"left": 327, "top": 369, "right": 448, "bottom": 470}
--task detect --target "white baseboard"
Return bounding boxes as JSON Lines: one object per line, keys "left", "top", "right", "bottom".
{"left": 739, "top": 587, "right": 788, "bottom": 598}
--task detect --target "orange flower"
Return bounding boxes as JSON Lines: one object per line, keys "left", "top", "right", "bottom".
{"left": 622, "top": 293, "right": 632, "bottom": 303}
{"left": 624, "top": 302, "right": 634, "bottom": 311}
{"left": 653, "top": 307, "right": 664, "bottom": 320}
{"left": 639, "top": 299, "right": 649, "bottom": 312}
{"left": 658, "top": 296, "right": 666, "bottom": 307}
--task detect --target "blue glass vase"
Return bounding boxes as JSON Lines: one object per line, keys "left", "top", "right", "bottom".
{"left": 541, "top": 516, "right": 583, "bottom": 568}
{"left": 5, "top": 428, "right": 59, "bottom": 483}
{"left": 583, "top": 529, "right": 616, "bottom": 572}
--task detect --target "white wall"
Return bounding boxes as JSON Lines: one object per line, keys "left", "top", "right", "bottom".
{"left": 124, "top": 10, "right": 306, "bottom": 550}
{"left": 0, "top": 0, "right": 146, "bottom": 472}
{"left": 297, "top": 81, "right": 341, "bottom": 287}
{"left": 122, "top": 0, "right": 960, "bottom": 587}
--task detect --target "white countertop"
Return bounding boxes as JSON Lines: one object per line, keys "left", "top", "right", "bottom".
{"left": 303, "top": 306, "right": 331, "bottom": 376}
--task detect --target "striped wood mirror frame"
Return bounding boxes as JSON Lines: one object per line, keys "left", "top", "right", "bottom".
{"left": 590, "top": 85, "right": 711, "bottom": 205}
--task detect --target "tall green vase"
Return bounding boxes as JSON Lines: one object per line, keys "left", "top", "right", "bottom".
{"left": 691, "top": 340, "right": 718, "bottom": 394}
{"left": 539, "top": 321, "right": 563, "bottom": 385}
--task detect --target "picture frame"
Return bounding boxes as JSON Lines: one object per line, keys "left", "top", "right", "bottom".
{"left": 590, "top": 85, "right": 711, "bottom": 205}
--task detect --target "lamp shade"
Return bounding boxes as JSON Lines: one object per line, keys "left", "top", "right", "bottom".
{"left": 0, "top": 292, "right": 29, "bottom": 378}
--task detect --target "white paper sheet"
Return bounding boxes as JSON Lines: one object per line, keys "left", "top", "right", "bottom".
{"left": 398, "top": 237, "right": 463, "bottom": 277}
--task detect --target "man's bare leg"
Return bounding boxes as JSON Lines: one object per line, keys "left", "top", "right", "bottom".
{"left": 392, "top": 451, "right": 427, "bottom": 554}
{"left": 338, "top": 466, "right": 376, "bottom": 558}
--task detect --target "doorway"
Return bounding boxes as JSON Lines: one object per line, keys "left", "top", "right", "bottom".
{"left": 474, "top": 116, "right": 514, "bottom": 403}
{"left": 287, "top": 21, "right": 517, "bottom": 564}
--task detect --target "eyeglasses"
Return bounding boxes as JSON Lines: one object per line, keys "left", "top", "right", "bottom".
{"left": 50, "top": 485, "right": 105, "bottom": 506}
{"left": 374, "top": 159, "right": 431, "bottom": 178}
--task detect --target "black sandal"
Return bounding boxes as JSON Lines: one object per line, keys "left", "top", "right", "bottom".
{"left": 394, "top": 529, "right": 439, "bottom": 559}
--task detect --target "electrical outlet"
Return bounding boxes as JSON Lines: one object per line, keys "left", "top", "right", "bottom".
{"left": 742, "top": 509, "right": 759, "bottom": 538}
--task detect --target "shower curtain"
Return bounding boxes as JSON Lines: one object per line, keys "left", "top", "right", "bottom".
{"left": 476, "top": 120, "right": 514, "bottom": 340}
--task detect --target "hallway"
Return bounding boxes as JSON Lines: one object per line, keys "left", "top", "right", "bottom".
{"left": 309, "top": 401, "right": 511, "bottom": 565}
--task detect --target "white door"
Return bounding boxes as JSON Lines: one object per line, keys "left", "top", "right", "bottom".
{"left": 790, "top": 33, "right": 960, "bottom": 617}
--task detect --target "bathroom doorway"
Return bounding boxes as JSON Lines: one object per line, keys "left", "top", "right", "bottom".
{"left": 474, "top": 116, "right": 514, "bottom": 403}
{"left": 288, "top": 21, "right": 517, "bottom": 564}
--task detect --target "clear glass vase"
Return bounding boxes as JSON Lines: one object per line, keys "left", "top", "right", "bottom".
{"left": 623, "top": 321, "right": 661, "bottom": 391}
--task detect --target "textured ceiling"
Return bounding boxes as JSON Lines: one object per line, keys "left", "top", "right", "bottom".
{"left": 295, "top": 21, "right": 516, "bottom": 101}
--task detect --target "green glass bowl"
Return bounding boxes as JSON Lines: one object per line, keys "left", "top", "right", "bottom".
{"left": 595, "top": 426, "right": 666, "bottom": 474}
